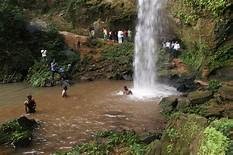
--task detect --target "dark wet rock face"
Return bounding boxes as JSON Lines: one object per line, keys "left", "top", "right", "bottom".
{"left": 210, "top": 66, "right": 233, "bottom": 81}
{"left": 163, "top": 74, "right": 197, "bottom": 92}
{"left": 17, "top": 116, "right": 37, "bottom": 130}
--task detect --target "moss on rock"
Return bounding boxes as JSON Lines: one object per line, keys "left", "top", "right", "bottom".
{"left": 159, "top": 113, "right": 208, "bottom": 155}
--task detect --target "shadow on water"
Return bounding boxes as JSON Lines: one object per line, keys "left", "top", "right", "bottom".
{"left": 0, "top": 80, "right": 166, "bottom": 154}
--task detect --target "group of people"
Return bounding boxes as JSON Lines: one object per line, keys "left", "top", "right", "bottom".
{"left": 89, "top": 27, "right": 132, "bottom": 43}
{"left": 24, "top": 85, "right": 132, "bottom": 114}
{"left": 103, "top": 28, "right": 132, "bottom": 43}
{"left": 162, "top": 40, "right": 181, "bottom": 58}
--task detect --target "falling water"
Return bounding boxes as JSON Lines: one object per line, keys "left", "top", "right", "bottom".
{"left": 133, "top": 0, "right": 177, "bottom": 98}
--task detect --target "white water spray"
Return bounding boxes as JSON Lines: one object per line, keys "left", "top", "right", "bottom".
{"left": 133, "top": 0, "right": 177, "bottom": 99}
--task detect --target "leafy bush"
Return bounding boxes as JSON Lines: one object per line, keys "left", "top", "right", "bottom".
{"left": 210, "top": 119, "right": 233, "bottom": 137}
{"left": 198, "top": 127, "right": 230, "bottom": 155}
{"left": 208, "top": 44, "right": 233, "bottom": 72}
{"left": 27, "top": 61, "right": 53, "bottom": 87}
{"left": 0, "top": 119, "right": 33, "bottom": 147}
{"left": 184, "top": 0, "right": 230, "bottom": 17}
{"left": 180, "top": 42, "right": 207, "bottom": 71}
{"left": 101, "top": 42, "right": 134, "bottom": 63}
{"left": 173, "top": 0, "right": 230, "bottom": 25}
{"left": 208, "top": 80, "right": 222, "bottom": 91}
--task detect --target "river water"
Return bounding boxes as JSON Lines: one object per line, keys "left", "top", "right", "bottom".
{"left": 0, "top": 81, "right": 165, "bottom": 154}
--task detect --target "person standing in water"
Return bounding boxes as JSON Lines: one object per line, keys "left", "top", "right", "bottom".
{"left": 24, "top": 95, "right": 36, "bottom": 113}
{"left": 123, "top": 86, "right": 133, "bottom": 95}
{"left": 61, "top": 79, "right": 70, "bottom": 97}
{"left": 62, "top": 85, "right": 68, "bottom": 97}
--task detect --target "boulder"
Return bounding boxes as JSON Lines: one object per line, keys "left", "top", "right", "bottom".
{"left": 219, "top": 85, "right": 233, "bottom": 101}
{"left": 160, "top": 96, "right": 178, "bottom": 115}
{"left": 167, "top": 74, "right": 197, "bottom": 92}
{"left": 0, "top": 116, "right": 37, "bottom": 148}
{"left": 188, "top": 90, "right": 213, "bottom": 105}
{"left": 17, "top": 116, "right": 37, "bottom": 130}
{"left": 159, "top": 114, "right": 208, "bottom": 155}
{"left": 176, "top": 97, "right": 191, "bottom": 112}
{"left": 201, "top": 99, "right": 225, "bottom": 118}
{"left": 141, "top": 133, "right": 162, "bottom": 144}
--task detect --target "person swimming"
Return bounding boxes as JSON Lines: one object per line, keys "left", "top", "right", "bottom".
{"left": 24, "top": 95, "right": 36, "bottom": 113}
{"left": 123, "top": 86, "right": 133, "bottom": 95}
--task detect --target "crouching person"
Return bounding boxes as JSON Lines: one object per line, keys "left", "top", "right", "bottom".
{"left": 24, "top": 95, "right": 36, "bottom": 113}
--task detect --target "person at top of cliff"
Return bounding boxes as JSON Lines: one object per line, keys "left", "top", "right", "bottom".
{"left": 123, "top": 86, "right": 133, "bottom": 95}
{"left": 24, "top": 95, "right": 36, "bottom": 113}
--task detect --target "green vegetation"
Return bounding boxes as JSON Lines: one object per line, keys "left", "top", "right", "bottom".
{"left": 0, "top": 119, "right": 34, "bottom": 147}
{"left": 55, "top": 130, "right": 148, "bottom": 155}
{"left": 66, "top": 0, "right": 87, "bottom": 27}
{"left": 210, "top": 119, "right": 233, "bottom": 154}
{"left": 198, "top": 127, "right": 230, "bottom": 155}
{"left": 208, "top": 80, "right": 222, "bottom": 92}
{"left": 0, "top": 0, "right": 66, "bottom": 83}
{"left": 27, "top": 50, "right": 80, "bottom": 87}
{"left": 160, "top": 114, "right": 207, "bottom": 155}
{"left": 26, "top": 61, "right": 53, "bottom": 87}
{"left": 180, "top": 42, "right": 207, "bottom": 71}
{"left": 101, "top": 42, "right": 134, "bottom": 79}
{"left": 173, "top": 0, "right": 231, "bottom": 25}
{"left": 102, "top": 42, "right": 134, "bottom": 62}
{"left": 210, "top": 119, "right": 233, "bottom": 137}
{"left": 208, "top": 44, "right": 233, "bottom": 73}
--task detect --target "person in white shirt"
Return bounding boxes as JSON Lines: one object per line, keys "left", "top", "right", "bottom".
{"left": 118, "top": 30, "right": 123, "bottom": 43}
{"left": 165, "top": 41, "right": 171, "bottom": 49}
{"left": 174, "top": 42, "right": 180, "bottom": 51}
{"left": 41, "top": 49, "right": 47, "bottom": 61}
{"left": 172, "top": 41, "right": 181, "bottom": 58}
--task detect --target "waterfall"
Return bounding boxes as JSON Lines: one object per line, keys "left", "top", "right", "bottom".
{"left": 133, "top": 0, "right": 176, "bottom": 98}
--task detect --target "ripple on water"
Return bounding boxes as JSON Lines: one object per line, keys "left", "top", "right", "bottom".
{"left": 0, "top": 80, "right": 166, "bottom": 154}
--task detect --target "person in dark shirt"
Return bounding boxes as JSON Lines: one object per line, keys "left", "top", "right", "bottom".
{"left": 24, "top": 95, "right": 36, "bottom": 113}
{"left": 123, "top": 86, "right": 133, "bottom": 95}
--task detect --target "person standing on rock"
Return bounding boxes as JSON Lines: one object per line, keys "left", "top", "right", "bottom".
{"left": 118, "top": 30, "right": 124, "bottom": 44}
{"left": 24, "top": 95, "right": 36, "bottom": 113}
{"left": 41, "top": 49, "right": 47, "bottom": 62}
{"left": 103, "top": 28, "right": 108, "bottom": 40}
{"left": 50, "top": 60, "right": 58, "bottom": 82}
{"left": 128, "top": 29, "right": 132, "bottom": 42}
{"left": 89, "top": 27, "right": 95, "bottom": 39}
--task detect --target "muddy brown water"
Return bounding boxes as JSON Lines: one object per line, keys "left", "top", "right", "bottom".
{"left": 0, "top": 80, "right": 165, "bottom": 155}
